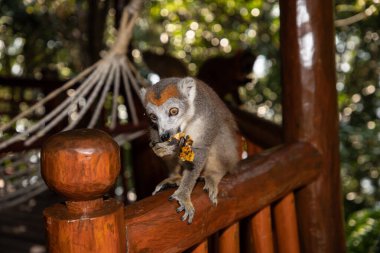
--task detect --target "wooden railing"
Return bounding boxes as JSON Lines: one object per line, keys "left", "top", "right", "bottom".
{"left": 41, "top": 128, "right": 320, "bottom": 253}
{"left": 40, "top": 0, "right": 345, "bottom": 252}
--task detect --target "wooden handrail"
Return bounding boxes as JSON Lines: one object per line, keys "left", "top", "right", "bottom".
{"left": 231, "top": 107, "right": 283, "bottom": 148}
{"left": 124, "top": 142, "right": 321, "bottom": 252}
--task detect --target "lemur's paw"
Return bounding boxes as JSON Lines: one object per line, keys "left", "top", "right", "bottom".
{"left": 203, "top": 177, "right": 218, "bottom": 205}
{"left": 152, "top": 176, "right": 181, "bottom": 195}
{"left": 169, "top": 192, "right": 195, "bottom": 224}
{"left": 151, "top": 142, "right": 177, "bottom": 157}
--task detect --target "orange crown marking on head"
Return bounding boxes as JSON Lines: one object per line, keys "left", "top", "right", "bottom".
{"left": 146, "top": 84, "right": 180, "bottom": 106}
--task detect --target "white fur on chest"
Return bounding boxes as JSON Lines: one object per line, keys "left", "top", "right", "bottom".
{"left": 184, "top": 116, "right": 205, "bottom": 143}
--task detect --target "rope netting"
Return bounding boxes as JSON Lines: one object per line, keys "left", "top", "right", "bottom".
{"left": 0, "top": 0, "right": 149, "bottom": 209}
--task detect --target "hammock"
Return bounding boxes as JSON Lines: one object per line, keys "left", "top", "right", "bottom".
{"left": 0, "top": 0, "right": 148, "bottom": 210}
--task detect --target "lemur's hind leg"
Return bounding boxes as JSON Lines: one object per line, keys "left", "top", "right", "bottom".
{"left": 202, "top": 156, "right": 227, "bottom": 205}
{"left": 153, "top": 173, "right": 182, "bottom": 195}
{"left": 153, "top": 160, "right": 181, "bottom": 195}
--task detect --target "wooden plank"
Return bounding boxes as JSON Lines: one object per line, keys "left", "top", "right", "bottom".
{"left": 273, "top": 193, "right": 300, "bottom": 253}
{"left": 250, "top": 207, "right": 274, "bottom": 253}
{"left": 218, "top": 223, "right": 239, "bottom": 253}
{"left": 279, "top": 0, "right": 346, "bottom": 252}
{"left": 124, "top": 142, "right": 321, "bottom": 253}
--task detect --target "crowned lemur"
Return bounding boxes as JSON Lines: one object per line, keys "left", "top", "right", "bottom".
{"left": 140, "top": 77, "right": 239, "bottom": 224}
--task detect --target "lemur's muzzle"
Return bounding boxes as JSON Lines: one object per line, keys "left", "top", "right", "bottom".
{"left": 160, "top": 127, "right": 181, "bottom": 142}
{"left": 160, "top": 132, "right": 171, "bottom": 142}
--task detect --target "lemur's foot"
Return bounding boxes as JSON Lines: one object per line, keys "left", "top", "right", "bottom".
{"left": 203, "top": 176, "right": 219, "bottom": 205}
{"left": 152, "top": 175, "right": 182, "bottom": 195}
{"left": 151, "top": 142, "right": 177, "bottom": 157}
{"left": 169, "top": 191, "right": 195, "bottom": 224}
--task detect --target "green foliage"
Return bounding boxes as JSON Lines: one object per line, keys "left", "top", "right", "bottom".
{"left": 346, "top": 208, "right": 380, "bottom": 253}
{"left": 335, "top": 0, "right": 380, "bottom": 219}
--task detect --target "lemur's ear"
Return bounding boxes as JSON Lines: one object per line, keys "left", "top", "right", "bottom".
{"left": 140, "top": 87, "right": 147, "bottom": 103}
{"left": 178, "top": 77, "right": 196, "bottom": 101}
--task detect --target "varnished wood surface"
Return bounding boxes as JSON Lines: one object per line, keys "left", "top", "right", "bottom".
{"left": 280, "top": 0, "right": 346, "bottom": 252}
{"left": 273, "top": 193, "right": 300, "bottom": 253}
{"left": 41, "top": 128, "right": 120, "bottom": 200}
{"left": 231, "top": 107, "right": 283, "bottom": 148}
{"left": 124, "top": 142, "right": 321, "bottom": 253}
{"left": 250, "top": 207, "right": 275, "bottom": 253}
{"left": 218, "top": 223, "right": 240, "bottom": 253}
{"left": 42, "top": 129, "right": 126, "bottom": 253}
{"left": 189, "top": 240, "right": 208, "bottom": 253}
{"left": 44, "top": 199, "right": 125, "bottom": 253}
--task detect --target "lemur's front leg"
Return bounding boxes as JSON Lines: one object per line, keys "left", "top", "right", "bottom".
{"left": 153, "top": 164, "right": 181, "bottom": 195}
{"left": 169, "top": 148, "right": 208, "bottom": 224}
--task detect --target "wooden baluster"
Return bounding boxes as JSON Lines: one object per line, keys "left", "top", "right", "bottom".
{"left": 219, "top": 223, "right": 240, "bottom": 253}
{"left": 245, "top": 141, "right": 275, "bottom": 253}
{"left": 250, "top": 207, "right": 275, "bottom": 253}
{"left": 41, "top": 129, "right": 126, "bottom": 253}
{"left": 273, "top": 193, "right": 300, "bottom": 253}
{"left": 190, "top": 240, "right": 208, "bottom": 253}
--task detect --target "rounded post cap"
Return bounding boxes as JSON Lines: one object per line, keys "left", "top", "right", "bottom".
{"left": 41, "top": 129, "right": 120, "bottom": 201}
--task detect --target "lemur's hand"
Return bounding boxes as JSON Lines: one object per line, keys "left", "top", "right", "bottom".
{"left": 150, "top": 141, "right": 177, "bottom": 157}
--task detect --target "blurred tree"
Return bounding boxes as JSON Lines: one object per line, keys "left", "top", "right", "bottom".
{"left": 0, "top": 0, "right": 115, "bottom": 79}
{"left": 335, "top": 0, "right": 380, "bottom": 216}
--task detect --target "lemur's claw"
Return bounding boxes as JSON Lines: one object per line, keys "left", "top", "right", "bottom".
{"left": 176, "top": 206, "right": 185, "bottom": 213}
{"left": 170, "top": 193, "right": 195, "bottom": 224}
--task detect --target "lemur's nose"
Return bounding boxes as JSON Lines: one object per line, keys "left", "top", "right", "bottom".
{"left": 160, "top": 132, "right": 171, "bottom": 142}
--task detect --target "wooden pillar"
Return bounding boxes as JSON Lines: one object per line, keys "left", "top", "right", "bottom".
{"left": 41, "top": 129, "right": 126, "bottom": 253}
{"left": 279, "top": 0, "right": 346, "bottom": 252}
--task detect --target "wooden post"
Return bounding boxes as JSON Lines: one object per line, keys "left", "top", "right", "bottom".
{"left": 280, "top": 0, "right": 346, "bottom": 252}
{"left": 41, "top": 129, "right": 126, "bottom": 253}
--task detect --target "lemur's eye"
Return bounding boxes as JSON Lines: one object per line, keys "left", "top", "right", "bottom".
{"left": 169, "top": 107, "right": 179, "bottom": 116}
{"left": 149, "top": 113, "right": 157, "bottom": 122}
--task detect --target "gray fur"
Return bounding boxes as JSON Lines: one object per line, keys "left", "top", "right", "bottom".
{"left": 142, "top": 77, "right": 239, "bottom": 224}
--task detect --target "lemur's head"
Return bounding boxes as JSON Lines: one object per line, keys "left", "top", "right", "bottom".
{"left": 141, "top": 77, "right": 197, "bottom": 142}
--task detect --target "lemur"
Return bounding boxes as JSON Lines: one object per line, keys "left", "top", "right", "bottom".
{"left": 140, "top": 77, "right": 239, "bottom": 224}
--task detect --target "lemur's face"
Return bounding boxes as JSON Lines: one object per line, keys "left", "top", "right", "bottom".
{"left": 141, "top": 78, "right": 196, "bottom": 142}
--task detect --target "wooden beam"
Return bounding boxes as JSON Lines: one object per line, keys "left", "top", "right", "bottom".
{"left": 231, "top": 107, "right": 283, "bottom": 148}
{"left": 124, "top": 143, "right": 321, "bottom": 253}
{"left": 279, "top": 0, "right": 346, "bottom": 252}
